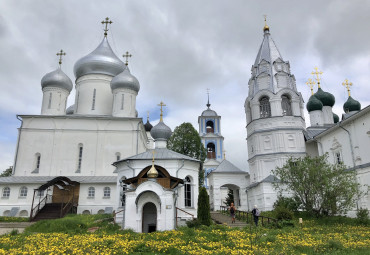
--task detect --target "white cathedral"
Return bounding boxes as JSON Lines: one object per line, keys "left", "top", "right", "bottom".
{"left": 0, "top": 19, "right": 369, "bottom": 231}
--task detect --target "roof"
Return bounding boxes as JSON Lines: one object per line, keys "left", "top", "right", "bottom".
{"left": 115, "top": 148, "right": 200, "bottom": 165}
{"left": 210, "top": 160, "right": 247, "bottom": 174}
{"left": 303, "top": 127, "right": 328, "bottom": 140}
{"left": 246, "top": 175, "right": 280, "bottom": 189}
{"left": 0, "top": 176, "right": 116, "bottom": 184}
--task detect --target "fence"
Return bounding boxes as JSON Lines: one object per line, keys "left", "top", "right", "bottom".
{"left": 220, "top": 205, "right": 278, "bottom": 226}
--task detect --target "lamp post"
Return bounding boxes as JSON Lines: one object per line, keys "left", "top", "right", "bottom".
{"left": 119, "top": 179, "right": 127, "bottom": 229}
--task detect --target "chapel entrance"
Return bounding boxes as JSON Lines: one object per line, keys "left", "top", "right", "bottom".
{"left": 142, "top": 202, "right": 157, "bottom": 233}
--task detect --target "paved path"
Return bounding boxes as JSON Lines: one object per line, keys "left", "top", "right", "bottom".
{"left": 210, "top": 211, "right": 248, "bottom": 228}
{"left": 0, "top": 222, "right": 34, "bottom": 235}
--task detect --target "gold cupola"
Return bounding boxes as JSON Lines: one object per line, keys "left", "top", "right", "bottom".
{"left": 147, "top": 151, "right": 158, "bottom": 178}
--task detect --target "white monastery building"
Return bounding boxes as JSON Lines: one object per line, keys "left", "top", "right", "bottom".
{"left": 0, "top": 19, "right": 369, "bottom": 227}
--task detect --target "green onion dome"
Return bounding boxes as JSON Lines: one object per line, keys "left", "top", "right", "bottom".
{"left": 314, "top": 88, "right": 335, "bottom": 107}
{"left": 343, "top": 96, "right": 361, "bottom": 113}
{"left": 306, "top": 95, "right": 323, "bottom": 112}
{"left": 333, "top": 113, "right": 339, "bottom": 123}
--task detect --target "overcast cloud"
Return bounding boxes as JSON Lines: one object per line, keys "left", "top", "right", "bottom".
{"left": 1, "top": 0, "right": 370, "bottom": 172}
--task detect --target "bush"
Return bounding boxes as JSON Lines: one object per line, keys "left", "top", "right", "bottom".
{"left": 275, "top": 206, "right": 293, "bottom": 220}
{"left": 273, "top": 195, "right": 300, "bottom": 212}
{"left": 197, "top": 187, "right": 211, "bottom": 226}
{"left": 185, "top": 219, "right": 201, "bottom": 228}
{"left": 356, "top": 207, "right": 369, "bottom": 225}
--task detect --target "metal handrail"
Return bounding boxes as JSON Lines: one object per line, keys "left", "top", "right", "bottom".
{"left": 220, "top": 205, "right": 278, "bottom": 226}
{"left": 175, "top": 207, "right": 195, "bottom": 227}
{"left": 60, "top": 197, "right": 74, "bottom": 217}
{"left": 30, "top": 194, "right": 50, "bottom": 221}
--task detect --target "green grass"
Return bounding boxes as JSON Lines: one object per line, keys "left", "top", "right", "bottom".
{"left": 0, "top": 216, "right": 29, "bottom": 222}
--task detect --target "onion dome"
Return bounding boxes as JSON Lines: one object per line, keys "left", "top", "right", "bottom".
{"left": 333, "top": 113, "right": 339, "bottom": 123}
{"left": 314, "top": 88, "right": 335, "bottom": 107}
{"left": 66, "top": 104, "right": 74, "bottom": 114}
{"left": 150, "top": 121, "right": 172, "bottom": 141}
{"left": 74, "top": 37, "right": 125, "bottom": 80}
{"left": 343, "top": 96, "right": 361, "bottom": 113}
{"left": 110, "top": 67, "right": 140, "bottom": 92}
{"left": 144, "top": 119, "right": 153, "bottom": 132}
{"left": 147, "top": 156, "right": 158, "bottom": 178}
{"left": 41, "top": 68, "right": 73, "bottom": 92}
{"left": 306, "top": 95, "right": 323, "bottom": 112}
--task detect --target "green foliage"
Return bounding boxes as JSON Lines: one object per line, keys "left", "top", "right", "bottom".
{"left": 185, "top": 219, "right": 201, "bottom": 228}
{"left": 223, "top": 189, "right": 234, "bottom": 206}
{"left": 167, "top": 122, "right": 207, "bottom": 185}
{"left": 0, "top": 216, "right": 29, "bottom": 222}
{"left": 274, "top": 207, "right": 293, "bottom": 220}
{"left": 9, "top": 229, "right": 19, "bottom": 235}
{"left": 273, "top": 195, "right": 300, "bottom": 212}
{"left": 272, "top": 154, "right": 361, "bottom": 216}
{"left": 356, "top": 208, "right": 369, "bottom": 225}
{"left": 197, "top": 187, "right": 211, "bottom": 226}
{"left": 0, "top": 166, "right": 12, "bottom": 177}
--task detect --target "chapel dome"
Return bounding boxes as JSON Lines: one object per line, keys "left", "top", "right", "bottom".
{"left": 343, "top": 96, "right": 361, "bottom": 113}
{"left": 150, "top": 121, "right": 172, "bottom": 141}
{"left": 201, "top": 108, "right": 217, "bottom": 117}
{"left": 333, "top": 113, "right": 339, "bottom": 123}
{"left": 41, "top": 68, "right": 73, "bottom": 92}
{"left": 144, "top": 119, "right": 153, "bottom": 132}
{"left": 314, "top": 88, "right": 335, "bottom": 107}
{"left": 110, "top": 67, "right": 140, "bottom": 92}
{"left": 74, "top": 37, "right": 125, "bottom": 80}
{"left": 306, "top": 95, "right": 323, "bottom": 112}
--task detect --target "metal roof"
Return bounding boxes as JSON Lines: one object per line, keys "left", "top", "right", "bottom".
{"left": 0, "top": 176, "right": 116, "bottom": 184}
{"left": 210, "top": 160, "right": 247, "bottom": 174}
{"left": 246, "top": 174, "right": 280, "bottom": 190}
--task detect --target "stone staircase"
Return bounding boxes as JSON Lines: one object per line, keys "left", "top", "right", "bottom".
{"left": 32, "top": 203, "right": 63, "bottom": 221}
{"left": 210, "top": 211, "right": 248, "bottom": 228}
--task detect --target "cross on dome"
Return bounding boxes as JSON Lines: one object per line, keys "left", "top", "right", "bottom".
{"left": 123, "top": 51, "right": 132, "bottom": 66}
{"left": 101, "top": 17, "right": 112, "bottom": 37}
{"left": 56, "top": 49, "right": 66, "bottom": 67}
{"left": 306, "top": 78, "right": 316, "bottom": 95}
{"left": 311, "top": 67, "right": 323, "bottom": 88}
{"left": 158, "top": 101, "right": 166, "bottom": 122}
{"left": 263, "top": 15, "right": 269, "bottom": 32}
{"left": 206, "top": 88, "right": 211, "bottom": 108}
{"left": 342, "top": 79, "right": 353, "bottom": 97}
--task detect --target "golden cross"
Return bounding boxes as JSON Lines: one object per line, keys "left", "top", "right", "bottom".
{"left": 101, "top": 17, "right": 112, "bottom": 37}
{"left": 311, "top": 67, "right": 323, "bottom": 88}
{"left": 342, "top": 79, "right": 353, "bottom": 97}
{"left": 263, "top": 15, "right": 269, "bottom": 31}
{"left": 306, "top": 78, "right": 316, "bottom": 95}
{"left": 264, "top": 15, "right": 267, "bottom": 26}
{"left": 56, "top": 49, "right": 66, "bottom": 67}
{"left": 152, "top": 150, "right": 155, "bottom": 163}
{"left": 157, "top": 101, "right": 166, "bottom": 122}
{"left": 123, "top": 51, "right": 132, "bottom": 66}
{"left": 223, "top": 150, "right": 226, "bottom": 159}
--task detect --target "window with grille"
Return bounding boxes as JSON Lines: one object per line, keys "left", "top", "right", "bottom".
{"left": 103, "top": 187, "right": 111, "bottom": 198}
{"left": 88, "top": 187, "right": 95, "bottom": 198}
{"left": 281, "top": 95, "right": 292, "bottom": 116}
{"left": 36, "top": 155, "right": 41, "bottom": 169}
{"left": 19, "top": 186, "right": 28, "bottom": 197}
{"left": 48, "top": 92, "right": 52, "bottom": 109}
{"left": 77, "top": 144, "right": 83, "bottom": 172}
{"left": 92, "top": 89, "right": 96, "bottom": 110}
{"left": 2, "top": 187, "right": 10, "bottom": 198}
{"left": 184, "top": 176, "right": 192, "bottom": 207}
{"left": 259, "top": 97, "right": 271, "bottom": 118}
{"left": 121, "top": 94, "right": 124, "bottom": 110}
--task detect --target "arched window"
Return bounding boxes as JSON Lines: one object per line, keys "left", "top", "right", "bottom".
{"left": 281, "top": 95, "right": 292, "bottom": 116}
{"left": 116, "top": 152, "right": 121, "bottom": 161}
{"left": 206, "top": 142, "right": 216, "bottom": 159}
{"left": 19, "top": 186, "right": 28, "bottom": 197}
{"left": 103, "top": 187, "right": 111, "bottom": 198}
{"left": 34, "top": 153, "right": 41, "bottom": 173}
{"left": 19, "top": 210, "right": 28, "bottom": 217}
{"left": 76, "top": 143, "right": 83, "bottom": 173}
{"left": 82, "top": 210, "right": 91, "bottom": 215}
{"left": 184, "top": 176, "right": 192, "bottom": 207}
{"left": 2, "top": 187, "right": 10, "bottom": 198}
{"left": 259, "top": 96, "right": 271, "bottom": 118}
{"left": 88, "top": 187, "right": 95, "bottom": 198}
{"left": 206, "top": 120, "right": 214, "bottom": 133}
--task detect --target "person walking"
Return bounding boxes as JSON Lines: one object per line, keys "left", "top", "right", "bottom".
{"left": 251, "top": 205, "right": 260, "bottom": 226}
{"left": 229, "top": 202, "right": 236, "bottom": 223}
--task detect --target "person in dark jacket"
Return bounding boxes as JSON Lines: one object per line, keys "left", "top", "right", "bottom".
{"left": 251, "top": 205, "right": 259, "bottom": 226}
{"left": 229, "top": 202, "right": 236, "bottom": 223}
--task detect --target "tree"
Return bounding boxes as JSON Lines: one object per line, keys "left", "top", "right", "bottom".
{"left": 224, "top": 189, "right": 234, "bottom": 206}
{"left": 197, "top": 187, "right": 211, "bottom": 226}
{"left": 0, "top": 166, "right": 12, "bottom": 177}
{"left": 167, "top": 122, "right": 207, "bottom": 185}
{"left": 272, "top": 154, "right": 361, "bottom": 216}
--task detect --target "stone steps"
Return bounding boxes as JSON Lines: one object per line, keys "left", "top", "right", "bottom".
{"left": 210, "top": 211, "right": 248, "bottom": 228}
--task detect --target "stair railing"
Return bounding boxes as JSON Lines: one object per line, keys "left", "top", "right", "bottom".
{"left": 60, "top": 196, "right": 74, "bottom": 218}
{"left": 30, "top": 194, "right": 50, "bottom": 221}
{"left": 220, "top": 205, "right": 278, "bottom": 226}
{"left": 175, "top": 207, "right": 194, "bottom": 227}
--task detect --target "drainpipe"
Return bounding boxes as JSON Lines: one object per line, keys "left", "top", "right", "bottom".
{"left": 313, "top": 137, "right": 324, "bottom": 156}
{"left": 126, "top": 160, "right": 135, "bottom": 177}
{"left": 176, "top": 160, "right": 185, "bottom": 178}
{"left": 339, "top": 124, "right": 356, "bottom": 167}
{"left": 13, "top": 115, "right": 23, "bottom": 175}
{"left": 174, "top": 160, "right": 185, "bottom": 228}
{"left": 136, "top": 120, "right": 142, "bottom": 154}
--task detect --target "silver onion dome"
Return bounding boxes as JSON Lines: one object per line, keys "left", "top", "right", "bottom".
{"left": 110, "top": 67, "right": 140, "bottom": 92}
{"left": 74, "top": 37, "right": 125, "bottom": 80}
{"left": 66, "top": 104, "right": 74, "bottom": 114}
{"left": 150, "top": 121, "right": 172, "bottom": 141}
{"left": 201, "top": 108, "right": 217, "bottom": 116}
{"left": 41, "top": 68, "right": 73, "bottom": 92}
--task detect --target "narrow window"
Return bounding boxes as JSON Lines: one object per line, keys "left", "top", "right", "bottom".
{"left": 36, "top": 155, "right": 41, "bottom": 170}
{"left": 75, "top": 92, "right": 80, "bottom": 112}
{"left": 121, "top": 94, "right": 124, "bottom": 110}
{"left": 206, "top": 143, "right": 216, "bottom": 159}
{"left": 2, "top": 187, "right": 10, "bottom": 198}
{"left": 37, "top": 190, "right": 44, "bottom": 197}
{"left": 184, "top": 176, "right": 192, "bottom": 207}
{"left": 281, "top": 95, "right": 292, "bottom": 116}
{"left": 116, "top": 152, "right": 121, "bottom": 161}
{"left": 19, "top": 186, "right": 28, "bottom": 197}
{"left": 48, "top": 92, "right": 52, "bottom": 109}
{"left": 88, "top": 187, "right": 95, "bottom": 198}
{"left": 58, "top": 93, "right": 61, "bottom": 111}
{"left": 77, "top": 144, "right": 83, "bottom": 172}
{"left": 335, "top": 152, "right": 342, "bottom": 164}
{"left": 103, "top": 187, "right": 111, "bottom": 198}
{"left": 92, "top": 89, "right": 96, "bottom": 110}
{"left": 259, "top": 96, "right": 271, "bottom": 118}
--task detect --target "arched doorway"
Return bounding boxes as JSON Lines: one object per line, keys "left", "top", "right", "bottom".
{"left": 142, "top": 202, "right": 157, "bottom": 233}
